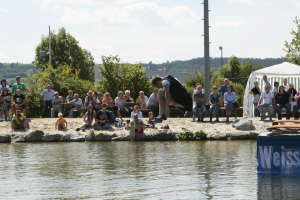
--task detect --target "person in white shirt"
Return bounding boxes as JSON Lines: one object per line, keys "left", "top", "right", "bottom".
{"left": 0, "top": 79, "right": 11, "bottom": 92}
{"left": 130, "top": 105, "right": 143, "bottom": 120}
{"left": 135, "top": 91, "right": 149, "bottom": 109}
{"left": 272, "top": 82, "right": 279, "bottom": 96}
{"left": 68, "top": 93, "right": 83, "bottom": 118}
{"left": 115, "top": 91, "right": 129, "bottom": 117}
{"left": 146, "top": 89, "right": 159, "bottom": 116}
{"left": 41, "top": 84, "right": 55, "bottom": 118}
{"left": 257, "top": 85, "right": 274, "bottom": 121}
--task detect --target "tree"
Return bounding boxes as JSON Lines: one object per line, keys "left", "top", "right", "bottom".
{"left": 283, "top": 17, "right": 300, "bottom": 65}
{"left": 26, "top": 64, "right": 97, "bottom": 117}
{"left": 0, "top": 63, "right": 3, "bottom": 69}
{"left": 219, "top": 56, "right": 240, "bottom": 79}
{"left": 34, "top": 27, "right": 95, "bottom": 82}
{"left": 99, "top": 56, "right": 152, "bottom": 100}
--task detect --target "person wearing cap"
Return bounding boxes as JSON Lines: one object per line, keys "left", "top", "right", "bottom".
{"left": 51, "top": 91, "right": 63, "bottom": 118}
{"left": 84, "top": 90, "right": 95, "bottom": 111}
{"left": 11, "top": 89, "right": 26, "bottom": 116}
{"left": 11, "top": 109, "right": 29, "bottom": 132}
{"left": 55, "top": 112, "right": 67, "bottom": 131}
{"left": 11, "top": 76, "right": 27, "bottom": 95}
{"left": 209, "top": 86, "right": 221, "bottom": 122}
{"left": 41, "top": 84, "right": 55, "bottom": 118}
{"left": 93, "top": 103, "right": 111, "bottom": 130}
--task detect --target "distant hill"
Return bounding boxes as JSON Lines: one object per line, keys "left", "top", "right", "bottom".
{"left": 142, "top": 57, "right": 284, "bottom": 72}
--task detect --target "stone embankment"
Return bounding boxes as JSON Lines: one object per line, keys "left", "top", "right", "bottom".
{"left": 0, "top": 117, "right": 272, "bottom": 143}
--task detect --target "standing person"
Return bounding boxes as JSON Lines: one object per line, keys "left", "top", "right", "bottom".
{"left": 11, "top": 89, "right": 26, "bottom": 116}
{"left": 0, "top": 88, "right": 12, "bottom": 120}
{"left": 147, "top": 89, "right": 159, "bottom": 117}
{"left": 69, "top": 93, "right": 84, "bottom": 118}
{"left": 11, "top": 76, "right": 27, "bottom": 94}
{"left": 193, "top": 85, "right": 206, "bottom": 122}
{"left": 65, "top": 90, "right": 74, "bottom": 117}
{"left": 55, "top": 113, "right": 67, "bottom": 131}
{"left": 128, "top": 120, "right": 137, "bottom": 141}
{"left": 224, "top": 86, "right": 239, "bottom": 122}
{"left": 151, "top": 75, "right": 193, "bottom": 123}
{"left": 0, "top": 79, "right": 11, "bottom": 92}
{"left": 275, "top": 85, "right": 291, "bottom": 120}
{"left": 250, "top": 81, "right": 261, "bottom": 117}
{"left": 257, "top": 85, "right": 274, "bottom": 121}
{"left": 76, "top": 104, "right": 96, "bottom": 131}
{"left": 209, "top": 86, "right": 221, "bottom": 122}
{"left": 218, "top": 79, "right": 235, "bottom": 117}
{"left": 84, "top": 90, "right": 95, "bottom": 111}
{"left": 11, "top": 109, "right": 29, "bottom": 132}
{"left": 288, "top": 83, "right": 297, "bottom": 102}
{"left": 51, "top": 92, "right": 63, "bottom": 118}
{"left": 93, "top": 103, "right": 111, "bottom": 130}
{"left": 293, "top": 90, "right": 300, "bottom": 119}
{"left": 136, "top": 91, "right": 149, "bottom": 109}
{"left": 262, "top": 75, "right": 271, "bottom": 88}
{"left": 283, "top": 78, "right": 289, "bottom": 92}
{"left": 41, "top": 84, "right": 54, "bottom": 118}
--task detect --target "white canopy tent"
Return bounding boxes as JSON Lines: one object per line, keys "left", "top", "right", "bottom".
{"left": 243, "top": 62, "right": 300, "bottom": 117}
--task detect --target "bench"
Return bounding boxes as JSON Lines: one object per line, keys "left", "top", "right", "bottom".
{"left": 220, "top": 106, "right": 243, "bottom": 119}
{"left": 72, "top": 110, "right": 85, "bottom": 118}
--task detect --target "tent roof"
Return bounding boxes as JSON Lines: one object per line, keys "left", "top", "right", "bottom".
{"left": 252, "top": 62, "right": 300, "bottom": 76}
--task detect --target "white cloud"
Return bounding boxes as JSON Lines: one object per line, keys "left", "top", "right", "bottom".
{"left": 0, "top": 52, "right": 4, "bottom": 57}
{"left": 61, "top": 2, "right": 200, "bottom": 27}
{"left": 211, "top": 21, "right": 244, "bottom": 29}
{"left": 0, "top": 7, "right": 10, "bottom": 13}
{"left": 229, "top": 0, "right": 299, "bottom": 6}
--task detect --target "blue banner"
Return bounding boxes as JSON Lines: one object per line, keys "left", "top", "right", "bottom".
{"left": 257, "top": 135, "right": 300, "bottom": 176}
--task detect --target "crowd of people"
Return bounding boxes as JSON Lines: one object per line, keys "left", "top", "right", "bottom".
{"left": 250, "top": 75, "right": 299, "bottom": 121}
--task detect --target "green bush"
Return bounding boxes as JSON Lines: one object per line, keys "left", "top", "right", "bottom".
{"left": 177, "top": 128, "right": 206, "bottom": 141}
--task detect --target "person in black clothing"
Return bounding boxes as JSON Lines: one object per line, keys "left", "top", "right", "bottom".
{"left": 93, "top": 103, "right": 111, "bottom": 130}
{"left": 249, "top": 81, "right": 261, "bottom": 117}
{"left": 288, "top": 83, "right": 297, "bottom": 101}
{"left": 275, "top": 85, "right": 292, "bottom": 120}
{"left": 151, "top": 75, "right": 192, "bottom": 122}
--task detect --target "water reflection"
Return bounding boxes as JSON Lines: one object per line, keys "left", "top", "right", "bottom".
{"left": 0, "top": 141, "right": 293, "bottom": 199}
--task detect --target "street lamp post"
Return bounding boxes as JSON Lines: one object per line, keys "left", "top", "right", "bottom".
{"left": 219, "top": 46, "right": 223, "bottom": 67}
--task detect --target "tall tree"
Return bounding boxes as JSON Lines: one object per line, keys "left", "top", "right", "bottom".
{"left": 99, "top": 56, "right": 152, "bottom": 100}
{"left": 34, "top": 27, "right": 95, "bottom": 82}
{"left": 283, "top": 17, "right": 300, "bottom": 65}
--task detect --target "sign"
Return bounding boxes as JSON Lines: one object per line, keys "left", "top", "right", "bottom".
{"left": 257, "top": 135, "right": 300, "bottom": 176}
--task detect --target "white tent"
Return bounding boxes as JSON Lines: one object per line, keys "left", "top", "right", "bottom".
{"left": 243, "top": 62, "right": 300, "bottom": 117}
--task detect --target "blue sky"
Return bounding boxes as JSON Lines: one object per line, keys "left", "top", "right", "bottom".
{"left": 0, "top": 0, "right": 299, "bottom": 64}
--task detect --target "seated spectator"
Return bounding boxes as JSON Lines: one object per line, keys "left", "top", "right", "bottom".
{"left": 147, "top": 89, "right": 159, "bottom": 117}
{"left": 224, "top": 85, "right": 239, "bottom": 122}
{"left": 64, "top": 90, "right": 75, "bottom": 116}
{"left": 51, "top": 92, "right": 63, "bottom": 118}
{"left": 76, "top": 104, "right": 96, "bottom": 131}
{"left": 275, "top": 85, "right": 291, "bottom": 120}
{"left": 193, "top": 85, "right": 206, "bottom": 122}
{"left": 69, "top": 93, "right": 84, "bottom": 118}
{"left": 115, "top": 91, "right": 129, "bottom": 118}
{"left": 209, "top": 86, "right": 221, "bottom": 122}
{"left": 102, "top": 92, "right": 113, "bottom": 104}
{"left": 250, "top": 81, "right": 261, "bottom": 117}
{"left": 288, "top": 83, "right": 297, "bottom": 101}
{"left": 0, "top": 79, "right": 11, "bottom": 92}
{"left": 219, "top": 78, "right": 236, "bottom": 117}
{"left": 131, "top": 113, "right": 145, "bottom": 134}
{"left": 84, "top": 90, "right": 95, "bottom": 111}
{"left": 257, "top": 85, "right": 274, "bottom": 121}
{"left": 0, "top": 87, "right": 12, "bottom": 120}
{"left": 41, "top": 84, "right": 55, "bottom": 118}
{"left": 131, "top": 105, "right": 143, "bottom": 119}
{"left": 136, "top": 91, "right": 148, "bottom": 109}
{"left": 147, "top": 111, "right": 155, "bottom": 128}
{"left": 11, "top": 109, "right": 29, "bottom": 132}
{"left": 93, "top": 103, "right": 111, "bottom": 130}
{"left": 193, "top": 83, "right": 201, "bottom": 94}
{"left": 94, "top": 92, "right": 103, "bottom": 113}
{"left": 107, "top": 101, "right": 118, "bottom": 122}
{"left": 55, "top": 112, "right": 67, "bottom": 131}
{"left": 294, "top": 90, "right": 300, "bottom": 119}
{"left": 11, "top": 89, "right": 26, "bottom": 116}
{"left": 125, "top": 90, "right": 134, "bottom": 102}
{"left": 12, "top": 76, "right": 27, "bottom": 95}
{"left": 272, "top": 82, "right": 279, "bottom": 96}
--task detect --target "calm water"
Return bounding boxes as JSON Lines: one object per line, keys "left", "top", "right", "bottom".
{"left": 0, "top": 141, "right": 299, "bottom": 200}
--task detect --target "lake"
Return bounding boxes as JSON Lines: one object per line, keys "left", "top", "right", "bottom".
{"left": 0, "top": 141, "right": 299, "bottom": 199}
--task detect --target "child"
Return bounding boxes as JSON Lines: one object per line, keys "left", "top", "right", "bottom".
{"left": 76, "top": 104, "right": 96, "bottom": 131}
{"left": 130, "top": 105, "right": 143, "bottom": 120}
{"left": 128, "top": 120, "right": 137, "bottom": 141}
{"left": 55, "top": 112, "right": 67, "bottom": 131}
{"left": 147, "top": 111, "right": 155, "bottom": 128}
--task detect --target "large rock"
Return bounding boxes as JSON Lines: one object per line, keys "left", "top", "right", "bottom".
{"left": 0, "top": 134, "right": 11, "bottom": 143}
{"left": 230, "top": 132, "right": 249, "bottom": 140}
{"left": 24, "top": 130, "right": 44, "bottom": 142}
{"left": 249, "top": 131, "right": 259, "bottom": 139}
{"left": 154, "top": 131, "right": 175, "bottom": 141}
{"left": 11, "top": 134, "right": 26, "bottom": 143}
{"left": 95, "top": 133, "right": 116, "bottom": 141}
{"left": 43, "top": 133, "right": 62, "bottom": 142}
{"left": 134, "top": 134, "right": 155, "bottom": 141}
{"left": 209, "top": 131, "right": 229, "bottom": 140}
{"left": 232, "top": 117, "right": 255, "bottom": 130}
{"left": 61, "top": 133, "right": 85, "bottom": 142}
{"left": 85, "top": 130, "right": 95, "bottom": 141}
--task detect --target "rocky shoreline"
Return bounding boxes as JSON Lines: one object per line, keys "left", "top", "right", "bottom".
{"left": 0, "top": 117, "right": 272, "bottom": 143}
